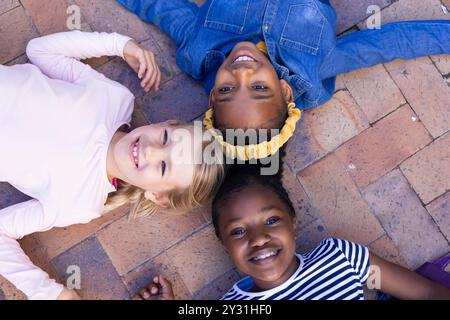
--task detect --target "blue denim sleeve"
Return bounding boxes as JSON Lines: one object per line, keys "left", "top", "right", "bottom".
{"left": 116, "top": 0, "right": 198, "bottom": 46}
{"left": 319, "top": 20, "right": 450, "bottom": 79}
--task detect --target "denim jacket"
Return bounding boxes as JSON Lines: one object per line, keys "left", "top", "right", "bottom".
{"left": 117, "top": 0, "right": 450, "bottom": 109}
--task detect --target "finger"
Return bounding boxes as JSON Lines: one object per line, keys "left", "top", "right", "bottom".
{"left": 139, "top": 287, "right": 151, "bottom": 299}
{"left": 159, "top": 275, "right": 172, "bottom": 291}
{"left": 133, "top": 295, "right": 143, "bottom": 300}
{"left": 143, "top": 52, "right": 158, "bottom": 91}
{"left": 145, "top": 53, "right": 158, "bottom": 91}
{"left": 137, "top": 53, "right": 147, "bottom": 80}
{"left": 149, "top": 283, "right": 159, "bottom": 295}
{"left": 147, "top": 52, "right": 161, "bottom": 91}
{"left": 153, "top": 276, "right": 159, "bottom": 284}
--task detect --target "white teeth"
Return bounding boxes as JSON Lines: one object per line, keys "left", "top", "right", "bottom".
{"left": 253, "top": 250, "right": 277, "bottom": 261}
{"left": 234, "top": 55, "right": 255, "bottom": 63}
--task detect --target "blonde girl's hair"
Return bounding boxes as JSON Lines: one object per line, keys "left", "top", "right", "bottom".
{"left": 102, "top": 124, "right": 226, "bottom": 219}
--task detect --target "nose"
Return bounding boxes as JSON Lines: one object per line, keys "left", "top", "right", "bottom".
{"left": 142, "top": 142, "right": 167, "bottom": 164}
{"left": 248, "top": 228, "right": 271, "bottom": 247}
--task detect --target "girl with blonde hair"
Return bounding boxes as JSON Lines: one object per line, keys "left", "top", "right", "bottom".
{"left": 0, "top": 31, "right": 225, "bottom": 300}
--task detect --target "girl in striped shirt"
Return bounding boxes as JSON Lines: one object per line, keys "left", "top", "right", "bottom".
{"left": 134, "top": 165, "right": 450, "bottom": 300}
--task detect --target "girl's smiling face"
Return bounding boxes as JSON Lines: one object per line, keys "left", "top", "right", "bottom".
{"left": 107, "top": 122, "right": 200, "bottom": 196}
{"left": 218, "top": 182, "right": 299, "bottom": 291}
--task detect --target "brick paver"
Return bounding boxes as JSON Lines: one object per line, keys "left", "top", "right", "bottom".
{"left": 335, "top": 105, "right": 432, "bottom": 188}
{"left": 298, "top": 154, "right": 385, "bottom": 245}
{"left": 400, "top": 132, "right": 450, "bottom": 204}
{"left": 362, "top": 169, "right": 449, "bottom": 269}
{"left": 426, "top": 191, "right": 450, "bottom": 243}
{"left": 284, "top": 90, "right": 369, "bottom": 173}
{"left": 1, "top": 0, "right": 449, "bottom": 300}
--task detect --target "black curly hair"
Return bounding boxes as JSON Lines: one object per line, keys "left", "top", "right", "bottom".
{"left": 212, "top": 164, "right": 296, "bottom": 240}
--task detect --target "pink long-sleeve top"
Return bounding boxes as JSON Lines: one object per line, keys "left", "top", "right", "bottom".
{"left": 0, "top": 31, "right": 134, "bottom": 299}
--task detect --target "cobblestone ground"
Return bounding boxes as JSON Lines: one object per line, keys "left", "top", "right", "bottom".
{"left": 0, "top": 0, "right": 449, "bottom": 300}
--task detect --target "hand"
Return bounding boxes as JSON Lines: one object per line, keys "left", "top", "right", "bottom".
{"left": 133, "top": 275, "right": 175, "bottom": 300}
{"left": 123, "top": 39, "right": 161, "bottom": 92}
{"left": 56, "top": 286, "right": 82, "bottom": 300}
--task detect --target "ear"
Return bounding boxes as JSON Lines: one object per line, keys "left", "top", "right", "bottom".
{"left": 280, "top": 79, "right": 294, "bottom": 104}
{"left": 144, "top": 191, "right": 170, "bottom": 209}
{"left": 208, "top": 90, "right": 215, "bottom": 108}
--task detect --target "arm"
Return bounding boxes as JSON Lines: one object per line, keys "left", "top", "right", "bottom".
{"left": 26, "top": 31, "right": 132, "bottom": 84}
{"left": 26, "top": 30, "right": 161, "bottom": 91}
{"left": 0, "top": 200, "right": 65, "bottom": 300}
{"left": 369, "top": 253, "right": 450, "bottom": 300}
{"left": 116, "top": 0, "right": 198, "bottom": 47}
{"left": 320, "top": 20, "right": 450, "bottom": 79}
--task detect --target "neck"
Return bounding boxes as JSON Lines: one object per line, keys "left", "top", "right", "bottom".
{"left": 106, "top": 130, "right": 127, "bottom": 181}
{"left": 251, "top": 255, "right": 299, "bottom": 292}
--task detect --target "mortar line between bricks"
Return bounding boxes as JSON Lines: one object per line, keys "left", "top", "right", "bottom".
{"left": 0, "top": 3, "right": 22, "bottom": 16}
{"left": 396, "top": 168, "right": 450, "bottom": 246}
{"left": 118, "top": 221, "right": 213, "bottom": 278}
{"left": 191, "top": 266, "right": 238, "bottom": 299}
{"left": 331, "top": 152, "right": 391, "bottom": 242}
{"left": 424, "top": 204, "right": 450, "bottom": 247}
{"left": 336, "top": 0, "right": 400, "bottom": 37}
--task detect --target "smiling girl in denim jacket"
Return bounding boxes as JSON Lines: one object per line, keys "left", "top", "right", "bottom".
{"left": 117, "top": 0, "right": 450, "bottom": 160}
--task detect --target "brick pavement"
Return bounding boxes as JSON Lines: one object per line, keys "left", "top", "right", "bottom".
{"left": 0, "top": 0, "right": 449, "bottom": 300}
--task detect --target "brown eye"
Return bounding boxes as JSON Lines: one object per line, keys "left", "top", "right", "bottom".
{"left": 219, "top": 86, "right": 234, "bottom": 93}
{"left": 252, "top": 84, "right": 268, "bottom": 91}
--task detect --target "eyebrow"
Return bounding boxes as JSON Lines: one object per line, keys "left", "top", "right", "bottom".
{"left": 216, "top": 93, "right": 275, "bottom": 103}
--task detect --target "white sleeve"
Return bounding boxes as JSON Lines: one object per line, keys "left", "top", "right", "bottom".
{"left": 0, "top": 200, "right": 64, "bottom": 300}
{"left": 26, "top": 30, "right": 132, "bottom": 84}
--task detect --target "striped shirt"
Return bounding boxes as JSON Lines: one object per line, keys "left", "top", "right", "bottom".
{"left": 221, "top": 238, "right": 370, "bottom": 300}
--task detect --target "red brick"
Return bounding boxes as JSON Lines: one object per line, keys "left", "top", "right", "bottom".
{"left": 0, "top": 6, "right": 38, "bottom": 64}
{"left": 281, "top": 163, "right": 320, "bottom": 229}
{"left": 193, "top": 269, "right": 241, "bottom": 300}
{"left": 165, "top": 225, "right": 234, "bottom": 294}
{"left": 331, "top": 0, "right": 391, "bottom": 34}
{"left": 68, "top": 0, "right": 153, "bottom": 42}
{"left": 0, "top": 276, "right": 26, "bottom": 300}
{"left": 335, "top": 105, "right": 432, "bottom": 188}
{"left": 385, "top": 57, "right": 450, "bottom": 138}
{"left": 97, "top": 210, "right": 206, "bottom": 275}
{"left": 123, "top": 252, "right": 192, "bottom": 300}
{"left": 296, "top": 218, "right": 331, "bottom": 254}
{"left": 362, "top": 169, "right": 449, "bottom": 269}
{"left": 0, "top": 0, "right": 19, "bottom": 15}
{"left": 284, "top": 90, "right": 369, "bottom": 173}
{"left": 342, "top": 64, "right": 406, "bottom": 123}
{"left": 21, "top": 0, "right": 68, "bottom": 35}
{"left": 31, "top": 205, "right": 128, "bottom": 259}
{"left": 401, "top": 132, "right": 450, "bottom": 204}
{"left": 368, "top": 235, "right": 409, "bottom": 268}
{"left": 18, "top": 235, "right": 61, "bottom": 282}
{"left": 297, "top": 154, "right": 384, "bottom": 245}
{"left": 426, "top": 191, "right": 450, "bottom": 243}
{"left": 52, "top": 237, "right": 130, "bottom": 300}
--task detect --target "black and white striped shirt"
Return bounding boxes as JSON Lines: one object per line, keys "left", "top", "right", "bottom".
{"left": 221, "top": 238, "right": 370, "bottom": 300}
